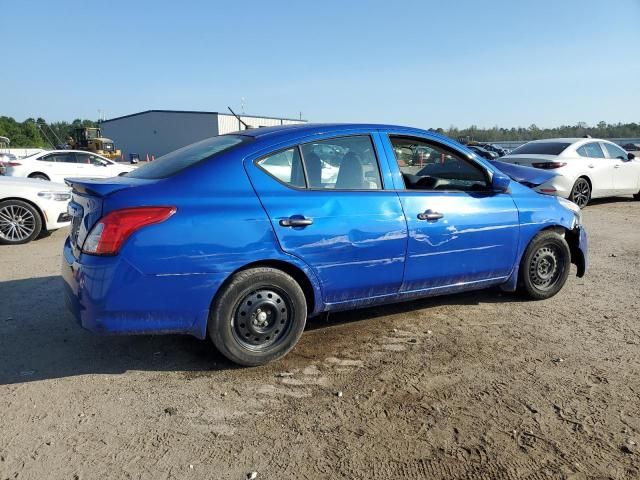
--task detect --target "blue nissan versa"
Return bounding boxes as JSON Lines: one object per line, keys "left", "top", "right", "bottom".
{"left": 62, "top": 124, "right": 587, "bottom": 366}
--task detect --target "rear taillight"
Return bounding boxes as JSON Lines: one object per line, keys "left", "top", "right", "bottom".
{"left": 538, "top": 187, "right": 557, "bottom": 194}
{"left": 7, "top": 162, "right": 21, "bottom": 166}
{"left": 532, "top": 162, "right": 567, "bottom": 169}
{"left": 82, "top": 206, "right": 176, "bottom": 256}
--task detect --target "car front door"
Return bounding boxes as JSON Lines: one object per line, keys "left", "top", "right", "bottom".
{"left": 382, "top": 134, "right": 520, "bottom": 292}
{"left": 76, "top": 153, "right": 112, "bottom": 178}
{"left": 602, "top": 142, "right": 640, "bottom": 194}
{"left": 245, "top": 133, "right": 407, "bottom": 305}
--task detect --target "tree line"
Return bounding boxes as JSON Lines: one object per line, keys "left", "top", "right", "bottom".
{"left": 1, "top": 116, "right": 639, "bottom": 148}
{"left": 433, "top": 121, "right": 640, "bottom": 143}
{"left": 0, "top": 117, "right": 98, "bottom": 148}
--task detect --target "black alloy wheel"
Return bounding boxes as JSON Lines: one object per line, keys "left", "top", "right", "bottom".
{"left": 570, "top": 178, "right": 591, "bottom": 208}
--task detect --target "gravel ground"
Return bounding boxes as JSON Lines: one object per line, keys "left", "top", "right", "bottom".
{"left": 1, "top": 198, "right": 639, "bottom": 480}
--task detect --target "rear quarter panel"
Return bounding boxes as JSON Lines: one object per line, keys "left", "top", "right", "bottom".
{"left": 102, "top": 145, "right": 324, "bottom": 314}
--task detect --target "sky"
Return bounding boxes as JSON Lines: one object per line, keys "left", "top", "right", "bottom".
{"left": 2, "top": 0, "right": 639, "bottom": 129}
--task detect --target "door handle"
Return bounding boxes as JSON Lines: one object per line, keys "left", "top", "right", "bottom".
{"left": 614, "top": 164, "right": 621, "bottom": 168}
{"left": 587, "top": 164, "right": 594, "bottom": 168}
{"left": 417, "top": 209, "right": 444, "bottom": 221}
{"left": 279, "top": 216, "right": 313, "bottom": 227}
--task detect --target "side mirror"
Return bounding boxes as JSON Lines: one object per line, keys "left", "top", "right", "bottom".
{"left": 628, "top": 152, "right": 635, "bottom": 161}
{"left": 491, "top": 171, "right": 511, "bottom": 193}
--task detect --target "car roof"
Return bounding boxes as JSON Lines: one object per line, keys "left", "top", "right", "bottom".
{"left": 227, "top": 122, "right": 449, "bottom": 143}
{"left": 526, "top": 137, "right": 609, "bottom": 144}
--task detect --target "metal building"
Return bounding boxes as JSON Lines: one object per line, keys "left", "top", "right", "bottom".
{"left": 100, "top": 110, "right": 306, "bottom": 160}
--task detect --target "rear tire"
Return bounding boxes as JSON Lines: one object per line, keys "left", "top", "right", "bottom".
{"left": 208, "top": 267, "right": 307, "bottom": 366}
{"left": 0, "top": 199, "right": 43, "bottom": 245}
{"left": 569, "top": 177, "right": 591, "bottom": 208}
{"left": 518, "top": 230, "right": 571, "bottom": 300}
{"left": 28, "top": 173, "right": 50, "bottom": 181}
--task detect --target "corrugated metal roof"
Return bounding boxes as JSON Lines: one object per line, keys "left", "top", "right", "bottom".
{"left": 101, "top": 109, "right": 306, "bottom": 124}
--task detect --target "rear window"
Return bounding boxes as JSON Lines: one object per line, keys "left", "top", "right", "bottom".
{"left": 127, "top": 135, "right": 250, "bottom": 179}
{"left": 510, "top": 142, "right": 571, "bottom": 155}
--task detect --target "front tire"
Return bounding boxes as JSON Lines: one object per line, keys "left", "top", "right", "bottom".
{"left": 518, "top": 230, "right": 571, "bottom": 300}
{"left": 0, "top": 199, "right": 43, "bottom": 245}
{"left": 570, "top": 177, "right": 591, "bottom": 208}
{"left": 208, "top": 267, "right": 307, "bottom": 366}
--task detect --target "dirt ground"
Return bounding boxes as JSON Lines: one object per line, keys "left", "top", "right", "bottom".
{"left": 1, "top": 198, "right": 639, "bottom": 480}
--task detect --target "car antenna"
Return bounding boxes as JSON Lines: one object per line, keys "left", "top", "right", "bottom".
{"left": 227, "top": 106, "right": 252, "bottom": 130}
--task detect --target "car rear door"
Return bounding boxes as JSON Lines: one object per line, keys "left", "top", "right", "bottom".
{"left": 575, "top": 142, "right": 615, "bottom": 196}
{"left": 382, "top": 133, "right": 519, "bottom": 292}
{"left": 245, "top": 132, "right": 407, "bottom": 305}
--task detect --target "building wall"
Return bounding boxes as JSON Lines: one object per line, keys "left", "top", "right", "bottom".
{"left": 102, "top": 111, "right": 305, "bottom": 161}
{"left": 217, "top": 114, "right": 304, "bottom": 134}
{"left": 101, "top": 111, "right": 220, "bottom": 160}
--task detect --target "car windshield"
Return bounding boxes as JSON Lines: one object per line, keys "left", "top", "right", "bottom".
{"left": 127, "top": 135, "right": 250, "bottom": 179}
{"left": 510, "top": 142, "right": 572, "bottom": 155}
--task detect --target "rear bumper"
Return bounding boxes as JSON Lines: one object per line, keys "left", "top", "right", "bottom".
{"left": 61, "top": 237, "right": 225, "bottom": 339}
{"left": 533, "top": 175, "right": 574, "bottom": 199}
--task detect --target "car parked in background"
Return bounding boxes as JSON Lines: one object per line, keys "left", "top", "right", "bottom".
{"left": 0, "top": 177, "right": 71, "bottom": 244}
{"left": 466, "top": 145, "right": 499, "bottom": 160}
{"left": 499, "top": 138, "right": 640, "bottom": 208}
{"left": 476, "top": 143, "right": 509, "bottom": 157}
{"left": 622, "top": 143, "right": 640, "bottom": 152}
{"left": 62, "top": 124, "right": 586, "bottom": 366}
{"left": 3, "top": 150, "right": 134, "bottom": 183}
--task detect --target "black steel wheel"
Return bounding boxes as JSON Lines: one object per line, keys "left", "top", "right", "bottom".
{"left": 232, "top": 288, "right": 293, "bottom": 351}
{"left": 570, "top": 177, "right": 591, "bottom": 209}
{"left": 208, "top": 267, "right": 307, "bottom": 366}
{"left": 0, "top": 199, "right": 43, "bottom": 245}
{"left": 518, "top": 230, "right": 571, "bottom": 300}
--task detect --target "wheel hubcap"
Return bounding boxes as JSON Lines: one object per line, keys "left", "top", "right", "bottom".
{"left": 529, "top": 246, "right": 561, "bottom": 290}
{"left": 572, "top": 180, "right": 590, "bottom": 208}
{"left": 0, "top": 205, "right": 36, "bottom": 242}
{"left": 233, "top": 288, "right": 292, "bottom": 350}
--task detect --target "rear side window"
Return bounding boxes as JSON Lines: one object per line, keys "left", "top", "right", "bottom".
{"left": 300, "top": 136, "right": 382, "bottom": 190}
{"left": 510, "top": 142, "right": 571, "bottom": 155}
{"left": 602, "top": 142, "right": 628, "bottom": 160}
{"left": 256, "top": 148, "right": 305, "bottom": 188}
{"left": 127, "top": 135, "right": 250, "bottom": 179}
{"left": 40, "top": 153, "right": 75, "bottom": 163}
{"left": 576, "top": 142, "right": 605, "bottom": 158}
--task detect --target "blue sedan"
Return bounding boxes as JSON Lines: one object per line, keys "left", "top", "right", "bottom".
{"left": 62, "top": 124, "right": 587, "bottom": 366}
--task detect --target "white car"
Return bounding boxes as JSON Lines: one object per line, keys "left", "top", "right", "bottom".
{"left": 0, "top": 177, "right": 72, "bottom": 244}
{"left": 499, "top": 138, "right": 640, "bottom": 208}
{"left": 3, "top": 150, "right": 134, "bottom": 183}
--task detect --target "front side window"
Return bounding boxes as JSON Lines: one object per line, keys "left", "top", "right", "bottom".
{"left": 300, "top": 136, "right": 382, "bottom": 190}
{"left": 390, "top": 136, "right": 488, "bottom": 191}
{"left": 256, "top": 148, "right": 305, "bottom": 187}
{"left": 602, "top": 142, "right": 627, "bottom": 160}
{"left": 577, "top": 142, "right": 605, "bottom": 159}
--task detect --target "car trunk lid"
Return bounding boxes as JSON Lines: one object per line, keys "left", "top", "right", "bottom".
{"left": 497, "top": 154, "right": 559, "bottom": 167}
{"left": 65, "top": 176, "right": 155, "bottom": 255}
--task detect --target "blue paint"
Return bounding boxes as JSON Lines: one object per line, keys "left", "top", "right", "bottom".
{"left": 61, "top": 123, "right": 587, "bottom": 338}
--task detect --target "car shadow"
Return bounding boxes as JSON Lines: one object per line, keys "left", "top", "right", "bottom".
{"left": 0, "top": 275, "right": 525, "bottom": 385}
{"left": 587, "top": 196, "right": 637, "bottom": 207}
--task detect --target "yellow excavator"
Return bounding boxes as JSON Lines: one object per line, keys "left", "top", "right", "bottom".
{"left": 69, "top": 127, "right": 121, "bottom": 161}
